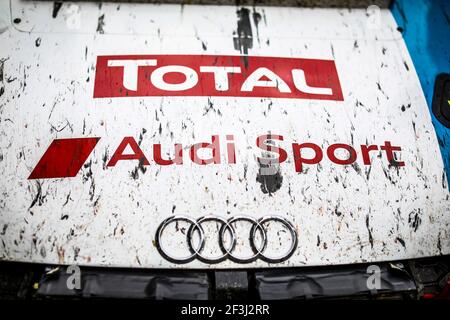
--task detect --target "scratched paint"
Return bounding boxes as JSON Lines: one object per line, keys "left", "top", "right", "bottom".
{"left": 0, "top": 0, "right": 448, "bottom": 269}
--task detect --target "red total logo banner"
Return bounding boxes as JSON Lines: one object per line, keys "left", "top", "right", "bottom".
{"left": 93, "top": 54, "right": 343, "bottom": 100}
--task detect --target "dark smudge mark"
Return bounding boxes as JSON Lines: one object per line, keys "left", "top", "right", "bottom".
{"left": 408, "top": 209, "right": 422, "bottom": 232}
{"left": 52, "top": 2, "right": 63, "bottom": 19}
{"left": 382, "top": 166, "right": 396, "bottom": 185}
{"left": 442, "top": 171, "right": 448, "bottom": 189}
{"left": 0, "top": 58, "right": 4, "bottom": 82}
{"left": 93, "top": 196, "right": 100, "bottom": 213}
{"left": 355, "top": 100, "right": 365, "bottom": 108}
{"left": 89, "top": 180, "right": 95, "bottom": 202}
{"left": 203, "top": 97, "right": 222, "bottom": 116}
{"left": 62, "top": 192, "right": 71, "bottom": 207}
{"left": 82, "top": 160, "right": 96, "bottom": 202}
{"left": 256, "top": 138, "right": 283, "bottom": 195}
{"left": 138, "top": 128, "right": 146, "bottom": 145}
{"left": 388, "top": 159, "right": 401, "bottom": 177}
{"left": 130, "top": 167, "right": 139, "bottom": 180}
{"left": 351, "top": 162, "right": 361, "bottom": 175}
{"left": 1, "top": 224, "right": 8, "bottom": 236}
{"left": 233, "top": 8, "right": 253, "bottom": 68}
{"left": 102, "top": 149, "right": 108, "bottom": 170}
{"left": 393, "top": 0, "right": 407, "bottom": 33}
{"left": 437, "top": 136, "right": 445, "bottom": 148}
{"left": 40, "top": 246, "right": 46, "bottom": 258}
{"left": 412, "top": 120, "right": 417, "bottom": 137}
{"left": 131, "top": 157, "right": 147, "bottom": 180}
{"left": 256, "top": 168, "right": 282, "bottom": 195}
{"left": 97, "top": 14, "right": 105, "bottom": 34}
{"left": 437, "top": 232, "right": 442, "bottom": 254}
{"left": 35, "top": 38, "right": 41, "bottom": 47}
{"left": 49, "top": 120, "right": 72, "bottom": 134}
{"left": 252, "top": 8, "right": 262, "bottom": 43}
{"left": 334, "top": 206, "right": 342, "bottom": 217}
{"left": 376, "top": 82, "right": 389, "bottom": 100}
{"left": 396, "top": 237, "right": 406, "bottom": 249}
{"left": 403, "top": 61, "right": 409, "bottom": 71}
{"left": 29, "top": 181, "right": 45, "bottom": 209}
{"left": 366, "top": 214, "right": 373, "bottom": 248}
{"left": 0, "top": 58, "right": 4, "bottom": 97}
{"left": 365, "top": 164, "right": 371, "bottom": 180}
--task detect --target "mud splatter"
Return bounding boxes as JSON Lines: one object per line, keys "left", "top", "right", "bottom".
{"left": 256, "top": 167, "right": 282, "bottom": 195}
{"left": 0, "top": 58, "right": 4, "bottom": 98}
{"left": 252, "top": 8, "right": 262, "bottom": 43}
{"left": 401, "top": 103, "right": 411, "bottom": 112}
{"left": 97, "top": 14, "right": 105, "bottom": 34}
{"left": 0, "top": 224, "right": 7, "bottom": 236}
{"left": 351, "top": 162, "right": 361, "bottom": 175}
{"left": 62, "top": 192, "right": 71, "bottom": 207}
{"left": 437, "top": 232, "right": 442, "bottom": 254}
{"left": 131, "top": 157, "right": 147, "bottom": 180}
{"left": 376, "top": 82, "right": 389, "bottom": 100}
{"left": 366, "top": 214, "right": 373, "bottom": 248}
{"left": 233, "top": 8, "right": 253, "bottom": 67}
{"left": 81, "top": 160, "right": 96, "bottom": 202}
{"left": 396, "top": 237, "right": 406, "bottom": 249}
{"left": 256, "top": 138, "right": 283, "bottom": 195}
{"left": 52, "top": 2, "right": 63, "bottom": 19}
{"left": 403, "top": 61, "right": 409, "bottom": 71}
{"left": 408, "top": 209, "right": 422, "bottom": 232}
{"left": 102, "top": 149, "right": 109, "bottom": 169}
{"left": 29, "top": 181, "right": 45, "bottom": 209}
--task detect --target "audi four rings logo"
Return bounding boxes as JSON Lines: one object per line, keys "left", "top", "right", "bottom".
{"left": 155, "top": 215, "right": 298, "bottom": 264}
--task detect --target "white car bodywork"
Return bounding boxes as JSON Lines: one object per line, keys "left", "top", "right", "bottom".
{"left": 0, "top": 0, "right": 448, "bottom": 269}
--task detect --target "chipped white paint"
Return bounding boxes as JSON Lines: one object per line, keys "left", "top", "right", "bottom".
{"left": 0, "top": 0, "right": 448, "bottom": 269}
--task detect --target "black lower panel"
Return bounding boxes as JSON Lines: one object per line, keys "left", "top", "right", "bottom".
{"left": 0, "top": 255, "right": 448, "bottom": 299}
{"left": 37, "top": 268, "right": 210, "bottom": 299}
{"left": 255, "top": 264, "right": 416, "bottom": 299}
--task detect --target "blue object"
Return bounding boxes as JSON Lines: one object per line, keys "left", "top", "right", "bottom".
{"left": 391, "top": 0, "right": 450, "bottom": 190}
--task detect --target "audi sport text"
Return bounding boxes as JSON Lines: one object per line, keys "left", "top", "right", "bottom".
{"left": 29, "top": 134, "right": 404, "bottom": 180}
